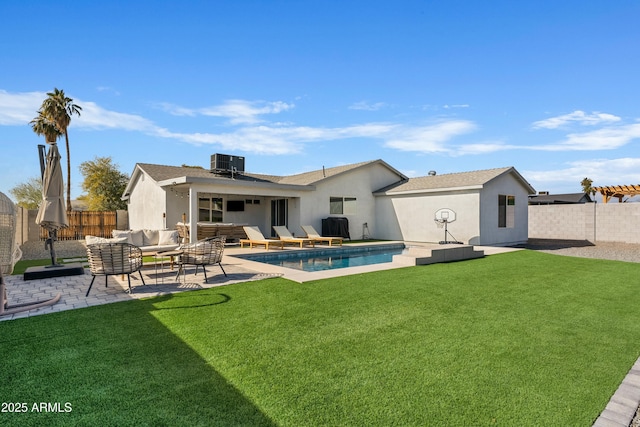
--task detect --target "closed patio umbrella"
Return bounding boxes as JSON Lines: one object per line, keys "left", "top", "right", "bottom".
{"left": 35, "top": 143, "right": 68, "bottom": 266}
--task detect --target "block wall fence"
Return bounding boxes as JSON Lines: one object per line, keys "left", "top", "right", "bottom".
{"left": 528, "top": 203, "right": 640, "bottom": 244}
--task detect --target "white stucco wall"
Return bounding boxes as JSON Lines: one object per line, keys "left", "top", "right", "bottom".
{"left": 297, "top": 163, "right": 403, "bottom": 239}
{"left": 126, "top": 172, "right": 167, "bottom": 230}
{"left": 375, "top": 190, "right": 481, "bottom": 243}
{"left": 478, "top": 174, "right": 530, "bottom": 246}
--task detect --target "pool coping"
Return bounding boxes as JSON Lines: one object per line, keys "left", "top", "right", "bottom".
{"left": 223, "top": 241, "right": 520, "bottom": 283}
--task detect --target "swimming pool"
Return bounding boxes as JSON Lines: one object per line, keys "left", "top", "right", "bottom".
{"left": 237, "top": 244, "right": 406, "bottom": 272}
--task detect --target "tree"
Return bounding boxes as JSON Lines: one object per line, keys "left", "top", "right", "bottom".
{"left": 29, "top": 110, "right": 62, "bottom": 144}
{"left": 9, "top": 177, "right": 43, "bottom": 209}
{"left": 41, "top": 88, "right": 82, "bottom": 212}
{"left": 581, "top": 177, "right": 594, "bottom": 194}
{"left": 79, "top": 157, "right": 129, "bottom": 211}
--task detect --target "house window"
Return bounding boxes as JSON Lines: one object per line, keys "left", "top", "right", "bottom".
{"left": 330, "top": 197, "right": 356, "bottom": 215}
{"left": 199, "top": 197, "right": 223, "bottom": 222}
{"left": 498, "top": 195, "right": 515, "bottom": 228}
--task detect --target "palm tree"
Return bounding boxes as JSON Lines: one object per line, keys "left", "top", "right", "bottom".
{"left": 30, "top": 110, "right": 62, "bottom": 144}
{"left": 41, "top": 88, "right": 82, "bottom": 211}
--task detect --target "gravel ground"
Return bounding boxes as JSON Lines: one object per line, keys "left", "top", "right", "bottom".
{"left": 522, "top": 239, "right": 640, "bottom": 263}
{"left": 19, "top": 240, "right": 87, "bottom": 261}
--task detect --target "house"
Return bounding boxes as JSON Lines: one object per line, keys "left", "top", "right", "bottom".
{"left": 374, "top": 167, "right": 535, "bottom": 246}
{"left": 528, "top": 192, "right": 593, "bottom": 205}
{"left": 122, "top": 157, "right": 535, "bottom": 246}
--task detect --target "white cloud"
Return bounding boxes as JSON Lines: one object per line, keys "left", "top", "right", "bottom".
{"left": 0, "top": 90, "right": 46, "bottom": 125}
{"left": 443, "top": 104, "right": 469, "bottom": 109}
{"left": 199, "top": 100, "right": 294, "bottom": 124}
{"left": 524, "top": 157, "right": 640, "bottom": 193}
{"left": 349, "top": 101, "right": 386, "bottom": 111}
{"left": 384, "top": 120, "right": 477, "bottom": 154}
{"left": 0, "top": 90, "right": 479, "bottom": 157}
{"left": 154, "top": 123, "right": 400, "bottom": 155}
{"left": 74, "top": 101, "right": 157, "bottom": 131}
{"left": 532, "top": 123, "right": 640, "bottom": 151}
{"left": 156, "top": 99, "right": 295, "bottom": 124}
{"left": 455, "top": 141, "right": 513, "bottom": 155}
{"left": 532, "top": 110, "right": 621, "bottom": 129}
{"left": 96, "top": 86, "right": 120, "bottom": 96}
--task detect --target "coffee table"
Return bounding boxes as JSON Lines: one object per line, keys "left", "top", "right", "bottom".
{"left": 153, "top": 250, "right": 183, "bottom": 284}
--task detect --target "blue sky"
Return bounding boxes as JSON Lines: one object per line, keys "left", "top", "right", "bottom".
{"left": 1, "top": 0, "right": 640, "bottom": 201}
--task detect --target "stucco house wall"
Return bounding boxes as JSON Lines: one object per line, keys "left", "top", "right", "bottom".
{"left": 127, "top": 172, "right": 167, "bottom": 230}
{"left": 478, "top": 174, "right": 531, "bottom": 246}
{"left": 375, "top": 191, "right": 481, "bottom": 243}
{"left": 296, "top": 163, "right": 403, "bottom": 239}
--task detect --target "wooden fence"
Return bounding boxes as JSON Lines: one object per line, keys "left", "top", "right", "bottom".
{"left": 39, "top": 211, "right": 117, "bottom": 241}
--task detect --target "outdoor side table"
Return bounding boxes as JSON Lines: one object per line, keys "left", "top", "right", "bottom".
{"left": 154, "top": 250, "right": 183, "bottom": 284}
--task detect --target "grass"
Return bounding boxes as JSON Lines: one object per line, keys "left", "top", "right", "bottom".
{"left": 1, "top": 250, "right": 640, "bottom": 426}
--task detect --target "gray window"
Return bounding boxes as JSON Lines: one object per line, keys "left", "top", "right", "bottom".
{"left": 498, "top": 195, "right": 515, "bottom": 228}
{"left": 330, "top": 197, "right": 356, "bottom": 215}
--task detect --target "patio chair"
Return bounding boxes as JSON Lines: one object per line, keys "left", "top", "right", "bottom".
{"left": 273, "top": 226, "right": 315, "bottom": 248}
{"left": 86, "top": 243, "right": 146, "bottom": 296}
{"left": 240, "top": 226, "right": 285, "bottom": 250}
{"left": 301, "top": 225, "right": 344, "bottom": 246}
{"left": 175, "top": 237, "right": 227, "bottom": 283}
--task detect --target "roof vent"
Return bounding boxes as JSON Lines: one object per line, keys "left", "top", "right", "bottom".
{"left": 428, "top": 170, "right": 437, "bottom": 176}
{"left": 211, "top": 154, "right": 245, "bottom": 175}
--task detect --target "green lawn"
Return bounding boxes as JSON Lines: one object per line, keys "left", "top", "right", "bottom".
{"left": 1, "top": 250, "right": 639, "bottom": 426}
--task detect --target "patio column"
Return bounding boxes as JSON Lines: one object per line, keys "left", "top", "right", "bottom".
{"left": 188, "top": 188, "right": 198, "bottom": 243}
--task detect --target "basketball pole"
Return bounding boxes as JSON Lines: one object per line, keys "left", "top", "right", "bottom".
{"left": 438, "top": 219, "right": 463, "bottom": 245}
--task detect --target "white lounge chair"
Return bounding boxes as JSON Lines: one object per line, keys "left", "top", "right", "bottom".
{"left": 301, "top": 225, "right": 343, "bottom": 246}
{"left": 272, "top": 226, "right": 315, "bottom": 248}
{"left": 240, "top": 226, "right": 284, "bottom": 250}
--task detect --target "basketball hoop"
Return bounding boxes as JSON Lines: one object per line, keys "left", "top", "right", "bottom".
{"left": 433, "top": 208, "right": 463, "bottom": 244}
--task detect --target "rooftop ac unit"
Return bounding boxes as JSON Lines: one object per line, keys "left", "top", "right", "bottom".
{"left": 211, "top": 154, "right": 245, "bottom": 174}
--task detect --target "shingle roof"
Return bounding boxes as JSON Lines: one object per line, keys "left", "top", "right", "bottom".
{"left": 375, "top": 167, "right": 531, "bottom": 194}
{"left": 135, "top": 163, "right": 283, "bottom": 184}
{"left": 528, "top": 193, "right": 592, "bottom": 204}
{"left": 278, "top": 160, "right": 404, "bottom": 185}
{"left": 134, "top": 159, "right": 405, "bottom": 187}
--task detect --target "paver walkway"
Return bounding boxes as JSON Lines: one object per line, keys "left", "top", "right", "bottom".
{"left": 1, "top": 259, "right": 280, "bottom": 321}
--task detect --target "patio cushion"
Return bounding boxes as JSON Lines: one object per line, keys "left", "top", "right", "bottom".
{"left": 158, "top": 229, "right": 179, "bottom": 245}
{"left": 86, "top": 235, "right": 128, "bottom": 245}
{"left": 142, "top": 229, "right": 159, "bottom": 246}
{"left": 111, "top": 229, "right": 145, "bottom": 247}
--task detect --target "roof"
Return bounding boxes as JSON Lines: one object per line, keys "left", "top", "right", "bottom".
{"left": 277, "top": 159, "right": 407, "bottom": 185}
{"left": 124, "top": 159, "right": 407, "bottom": 199}
{"left": 528, "top": 193, "right": 592, "bottom": 205}
{"left": 374, "top": 167, "right": 535, "bottom": 195}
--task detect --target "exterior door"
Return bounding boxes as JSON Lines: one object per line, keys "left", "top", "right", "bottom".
{"left": 270, "top": 199, "right": 288, "bottom": 237}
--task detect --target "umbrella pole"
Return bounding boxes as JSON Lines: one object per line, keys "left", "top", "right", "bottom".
{"left": 45, "top": 230, "right": 60, "bottom": 267}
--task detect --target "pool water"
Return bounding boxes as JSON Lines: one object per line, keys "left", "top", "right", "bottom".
{"left": 238, "top": 244, "right": 406, "bottom": 272}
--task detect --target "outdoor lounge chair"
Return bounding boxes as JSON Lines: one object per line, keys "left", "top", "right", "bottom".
{"left": 175, "top": 237, "right": 227, "bottom": 283}
{"left": 272, "top": 226, "right": 315, "bottom": 248}
{"left": 301, "top": 225, "right": 343, "bottom": 246}
{"left": 86, "top": 243, "right": 146, "bottom": 296}
{"left": 240, "top": 226, "right": 285, "bottom": 250}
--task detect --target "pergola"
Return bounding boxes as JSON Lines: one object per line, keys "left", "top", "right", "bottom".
{"left": 592, "top": 184, "right": 640, "bottom": 203}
